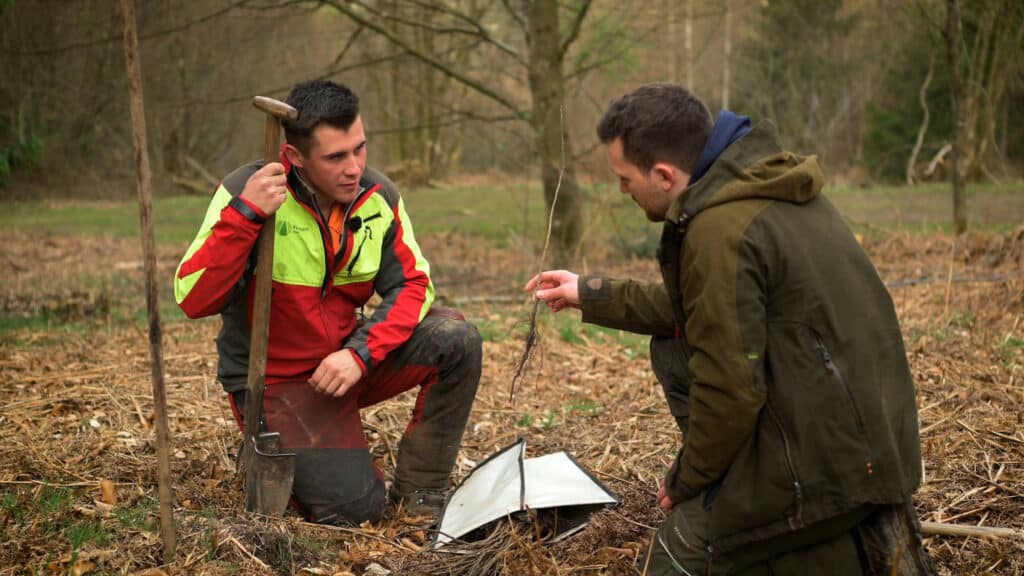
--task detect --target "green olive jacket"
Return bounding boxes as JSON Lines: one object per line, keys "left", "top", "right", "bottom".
{"left": 580, "top": 122, "right": 922, "bottom": 552}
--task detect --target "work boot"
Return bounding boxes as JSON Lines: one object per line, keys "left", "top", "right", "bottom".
{"left": 389, "top": 487, "right": 446, "bottom": 519}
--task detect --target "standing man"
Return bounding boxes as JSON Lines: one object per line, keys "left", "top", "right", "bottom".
{"left": 528, "top": 84, "right": 934, "bottom": 574}
{"left": 175, "top": 80, "right": 481, "bottom": 525}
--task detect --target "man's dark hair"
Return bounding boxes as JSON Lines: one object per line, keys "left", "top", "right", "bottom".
{"left": 284, "top": 80, "right": 360, "bottom": 154}
{"left": 596, "top": 83, "right": 712, "bottom": 174}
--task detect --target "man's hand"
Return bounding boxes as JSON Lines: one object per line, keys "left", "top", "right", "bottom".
{"left": 240, "top": 162, "right": 289, "bottom": 216}
{"left": 525, "top": 270, "right": 580, "bottom": 313}
{"left": 656, "top": 480, "right": 674, "bottom": 511}
{"left": 308, "top": 350, "right": 364, "bottom": 397}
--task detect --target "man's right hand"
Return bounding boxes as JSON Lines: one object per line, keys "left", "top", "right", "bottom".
{"left": 525, "top": 270, "right": 580, "bottom": 312}
{"left": 240, "top": 162, "right": 289, "bottom": 216}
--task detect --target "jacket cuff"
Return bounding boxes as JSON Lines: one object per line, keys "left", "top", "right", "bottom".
{"left": 665, "top": 450, "right": 700, "bottom": 504}
{"left": 578, "top": 275, "right": 612, "bottom": 302}
{"left": 579, "top": 275, "right": 612, "bottom": 325}
{"left": 229, "top": 195, "right": 267, "bottom": 222}
{"left": 345, "top": 346, "right": 371, "bottom": 376}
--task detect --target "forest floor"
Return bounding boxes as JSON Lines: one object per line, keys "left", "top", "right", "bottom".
{"left": 0, "top": 211, "right": 1022, "bottom": 574}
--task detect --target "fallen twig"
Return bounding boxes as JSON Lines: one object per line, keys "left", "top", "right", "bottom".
{"left": 223, "top": 534, "right": 270, "bottom": 570}
{"left": 921, "top": 521, "right": 1024, "bottom": 540}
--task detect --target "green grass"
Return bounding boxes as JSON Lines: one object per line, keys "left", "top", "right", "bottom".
{"left": 515, "top": 411, "right": 556, "bottom": 429}
{"left": 294, "top": 535, "right": 331, "bottom": 557}
{"left": 564, "top": 398, "right": 603, "bottom": 417}
{"left": 0, "top": 277, "right": 189, "bottom": 344}
{"left": 998, "top": 336, "right": 1024, "bottom": 366}
{"left": 1, "top": 181, "right": 1017, "bottom": 250}
{"left": 66, "top": 519, "right": 110, "bottom": 549}
{"left": 0, "top": 196, "right": 209, "bottom": 245}
{"left": 545, "top": 312, "right": 649, "bottom": 355}
{"left": 1, "top": 180, "right": 1019, "bottom": 343}
{"left": 38, "top": 485, "right": 73, "bottom": 517}
{"left": 115, "top": 500, "right": 158, "bottom": 531}
{"left": 1, "top": 491, "right": 26, "bottom": 528}
{"left": 475, "top": 317, "right": 513, "bottom": 343}
{"left": 825, "top": 182, "right": 1024, "bottom": 234}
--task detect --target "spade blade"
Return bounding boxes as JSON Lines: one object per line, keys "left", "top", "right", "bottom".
{"left": 244, "top": 432, "right": 296, "bottom": 515}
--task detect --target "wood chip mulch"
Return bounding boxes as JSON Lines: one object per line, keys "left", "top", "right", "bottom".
{"left": 0, "top": 227, "right": 1021, "bottom": 575}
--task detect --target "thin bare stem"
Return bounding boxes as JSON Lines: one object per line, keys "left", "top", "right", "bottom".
{"left": 509, "top": 107, "right": 566, "bottom": 403}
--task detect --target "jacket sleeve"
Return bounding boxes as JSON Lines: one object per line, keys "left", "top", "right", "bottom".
{"left": 174, "top": 185, "right": 265, "bottom": 319}
{"left": 344, "top": 196, "right": 434, "bottom": 373}
{"left": 665, "top": 220, "right": 768, "bottom": 503}
{"left": 578, "top": 276, "right": 676, "bottom": 336}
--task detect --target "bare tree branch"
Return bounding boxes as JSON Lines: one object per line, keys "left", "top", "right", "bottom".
{"left": 560, "top": 0, "right": 594, "bottom": 56}
{"left": 499, "top": 0, "right": 529, "bottom": 39}
{"left": 385, "top": 0, "right": 528, "bottom": 64}
{"left": 332, "top": 24, "right": 365, "bottom": 65}
{"left": 346, "top": 0, "right": 525, "bottom": 65}
{"left": 5, "top": 0, "right": 251, "bottom": 56}
{"left": 311, "top": 0, "right": 528, "bottom": 120}
{"left": 168, "top": 51, "right": 409, "bottom": 107}
{"left": 367, "top": 111, "right": 519, "bottom": 135}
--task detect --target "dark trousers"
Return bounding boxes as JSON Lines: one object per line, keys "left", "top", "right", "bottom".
{"left": 650, "top": 336, "right": 693, "bottom": 436}
{"left": 231, "top": 311, "right": 482, "bottom": 525}
{"left": 646, "top": 337, "right": 936, "bottom": 574}
{"left": 645, "top": 498, "right": 936, "bottom": 575}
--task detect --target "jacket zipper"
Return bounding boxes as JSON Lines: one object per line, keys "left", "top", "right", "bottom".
{"left": 813, "top": 332, "right": 874, "bottom": 475}
{"left": 320, "top": 188, "right": 367, "bottom": 300}
{"left": 346, "top": 234, "right": 369, "bottom": 275}
{"left": 766, "top": 402, "right": 804, "bottom": 529}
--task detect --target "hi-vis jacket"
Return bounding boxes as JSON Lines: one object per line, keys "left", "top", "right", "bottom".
{"left": 174, "top": 150, "right": 434, "bottom": 393}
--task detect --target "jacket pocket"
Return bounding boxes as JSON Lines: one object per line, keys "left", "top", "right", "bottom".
{"left": 705, "top": 405, "right": 804, "bottom": 550}
{"left": 768, "top": 321, "right": 875, "bottom": 500}
{"left": 765, "top": 402, "right": 804, "bottom": 529}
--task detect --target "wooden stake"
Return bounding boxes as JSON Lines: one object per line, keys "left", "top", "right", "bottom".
{"left": 118, "top": 0, "right": 176, "bottom": 560}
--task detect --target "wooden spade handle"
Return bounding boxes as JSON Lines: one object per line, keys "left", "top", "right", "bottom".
{"left": 242, "top": 97, "right": 297, "bottom": 485}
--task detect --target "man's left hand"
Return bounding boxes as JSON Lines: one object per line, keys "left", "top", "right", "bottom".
{"left": 656, "top": 480, "right": 674, "bottom": 510}
{"left": 309, "top": 350, "right": 364, "bottom": 397}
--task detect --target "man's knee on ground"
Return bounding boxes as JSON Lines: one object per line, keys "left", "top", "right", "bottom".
{"left": 305, "top": 478, "right": 387, "bottom": 526}
{"left": 291, "top": 449, "right": 387, "bottom": 526}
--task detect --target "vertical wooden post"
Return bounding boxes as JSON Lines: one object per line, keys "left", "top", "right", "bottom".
{"left": 118, "top": 0, "right": 176, "bottom": 560}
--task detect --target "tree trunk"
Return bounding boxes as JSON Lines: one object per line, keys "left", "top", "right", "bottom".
{"left": 961, "top": 2, "right": 994, "bottom": 179}
{"left": 389, "top": 0, "right": 407, "bottom": 165}
{"left": 527, "top": 0, "right": 583, "bottom": 265}
{"left": 685, "top": 0, "right": 694, "bottom": 88}
{"left": 946, "top": 0, "right": 967, "bottom": 234}
{"left": 666, "top": 0, "right": 679, "bottom": 82}
{"left": 722, "top": 0, "right": 731, "bottom": 109}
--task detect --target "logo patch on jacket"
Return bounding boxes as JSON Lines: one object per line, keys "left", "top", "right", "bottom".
{"left": 277, "top": 221, "right": 310, "bottom": 236}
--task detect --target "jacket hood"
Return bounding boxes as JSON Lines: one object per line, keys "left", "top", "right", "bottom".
{"left": 666, "top": 121, "right": 824, "bottom": 225}
{"left": 690, "top": 110, "right": 752, "bottom": 185}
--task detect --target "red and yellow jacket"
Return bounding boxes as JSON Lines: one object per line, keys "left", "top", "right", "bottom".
{"left": 174, "top": 151, "right": 434, "bottom": 392}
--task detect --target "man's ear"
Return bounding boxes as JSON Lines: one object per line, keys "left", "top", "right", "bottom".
{"left": 283, "top": 143, "right": 304, "bottom": 168}
{"left": 651, "top": 162, "right": 677, "bottom": 192}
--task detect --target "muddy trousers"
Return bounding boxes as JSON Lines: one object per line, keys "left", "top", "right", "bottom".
{"left": 230, "top": 312, "right": 482, "bottom": 525}
{"left": 645, "top": 496, "right": 937, "bottom": 575}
